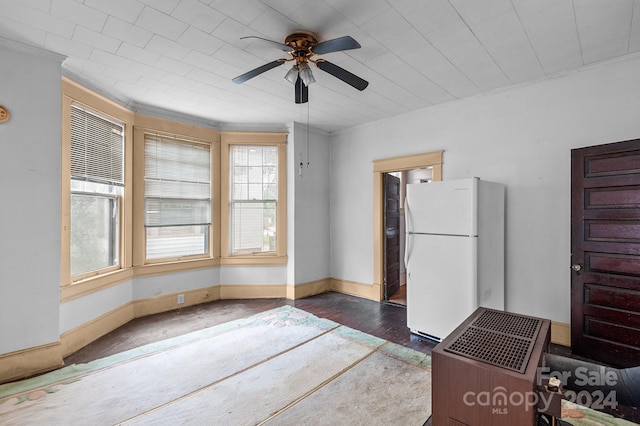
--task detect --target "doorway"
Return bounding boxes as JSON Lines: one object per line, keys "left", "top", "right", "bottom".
{"left": 384, "top": 168, "right": 438, "bottom": 305}
{"left": 372, "top": 150, "right": 443, "bottom": 304}
{"left": 571, "top": 139, "right": 640, "bottom": 367}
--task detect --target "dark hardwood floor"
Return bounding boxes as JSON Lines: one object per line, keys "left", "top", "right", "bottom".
{"left": 64, "top": 291, "right": 437, "bottom": 366}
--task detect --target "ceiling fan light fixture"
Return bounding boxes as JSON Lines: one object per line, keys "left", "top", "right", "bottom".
{"left": 284, "top": 64, "right": 299, "bottom": 84}
{"left": 298, "top": 62, "right": 316, "bottom": 86}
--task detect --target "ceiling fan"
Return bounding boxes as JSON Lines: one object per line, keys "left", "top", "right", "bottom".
{"left": 232, "top": 31, "right": 369, "bottom": 104}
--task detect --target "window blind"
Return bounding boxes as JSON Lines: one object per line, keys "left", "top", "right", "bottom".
{"left": 144, "top": 134, "right": 211, "bottom": 227}
{"left": 70, "top": 105, "right": 124, "bottom": 186}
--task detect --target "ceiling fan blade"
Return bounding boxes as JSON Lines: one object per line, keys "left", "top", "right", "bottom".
{"left": 312, "top": 36, "right": 361, "bottom": 55}
{"left": 232, "top": 60, "right": 285, "bottom": 84}
{"left": 295, "top": 75, "right": 308, "bottom": 104}
{"left": 316, "top": 60, "right": 369, "bottom": 91}
{"left": 240, "top": 36, "right": 293, "bottom": 52}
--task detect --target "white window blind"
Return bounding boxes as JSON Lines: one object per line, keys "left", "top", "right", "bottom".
{"left": 70, "top": 105, "right": 124, "bottom": 186}
{"left": 144, "top": 134, "right": 211, "bottom": 259}
{"left": 230, "top": 145, "right": 278, "bottom": 254}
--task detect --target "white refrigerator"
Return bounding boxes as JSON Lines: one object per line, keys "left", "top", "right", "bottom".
{"left": 405, "top": 177, "right": 505, "bottom": 341}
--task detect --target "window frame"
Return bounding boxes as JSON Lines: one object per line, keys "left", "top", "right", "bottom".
{"left": 132, "top": 115, "right": 221, "bottom": 272}
{"left": 61, "top": 78, "right": 135, "bottom": 301}
{"left": 138, "top": 129, "right": 214, "bottom": 264}
{"left": 220, "top": 132, "right": 287, "bottom": 265}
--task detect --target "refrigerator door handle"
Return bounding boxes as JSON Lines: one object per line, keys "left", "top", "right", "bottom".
{"left": 405, "top": 232, "right": 412, "bottom": 270}
{"left": 404, "top": 198, "right": 412, "bottom": 269}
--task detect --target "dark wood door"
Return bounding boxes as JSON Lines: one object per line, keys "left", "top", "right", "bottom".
{"left": 571, "top": 139, "right": 640, "bottom": 367}
{"left": 384, "top": 174, "right": 401, "bottom": 299}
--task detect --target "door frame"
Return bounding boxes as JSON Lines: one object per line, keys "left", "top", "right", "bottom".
{"left": 383, "top": 173, "right": 402, "bottom": 300}
{"left": 372, "top": 151, "right": 443, "bottom": 301}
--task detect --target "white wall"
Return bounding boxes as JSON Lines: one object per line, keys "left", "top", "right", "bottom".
{"left": 330, "top": 54, "right": 640, "bottom": 324}
{"left": 287, "top": 122, "right": 331, "bottom": 285}
{"left": 0, "top": 40, "right": 64, "bottom": 353}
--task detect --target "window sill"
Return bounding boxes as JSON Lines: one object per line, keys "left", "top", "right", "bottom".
{"left": 61, "top": 268, "right": 134, "bottom": 303}
{"left": 60, "top": 256, "right": 288, "bottom": 302}
{"left": 220, "top": 255, "right": 287, "bottom": 266}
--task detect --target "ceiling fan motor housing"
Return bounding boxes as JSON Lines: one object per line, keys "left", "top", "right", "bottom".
{"left": 285, "top": 32, "right": 318, "bottom": 63}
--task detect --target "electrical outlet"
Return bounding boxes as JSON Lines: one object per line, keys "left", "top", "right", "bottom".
{"left": 177, "top": 294, "right": 185, "bottom": 304}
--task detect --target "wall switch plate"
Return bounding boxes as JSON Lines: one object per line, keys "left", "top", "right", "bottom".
{"left": 177, "top": 294, "right": 185, "bottom": 304}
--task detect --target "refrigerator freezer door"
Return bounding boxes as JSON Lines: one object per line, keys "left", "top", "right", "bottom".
{"left": 406, "top": 234, "right": 477, "bottom": 340}
{"left": 405, "top": 178, "right": 478, "bottom": 236}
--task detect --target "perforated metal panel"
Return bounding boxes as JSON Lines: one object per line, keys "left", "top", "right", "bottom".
{"left": 443, "top": 309, "right": 543, "bottom": 373}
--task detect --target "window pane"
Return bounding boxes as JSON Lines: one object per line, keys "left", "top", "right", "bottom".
{"left": 263, "top": 184, "right": 277, "bottom": 199}
{"left": 71, "top": 194, "right": 119, "bottom": 276}
{"left": 233, "top": 166, "right": 247, "bottom": 183}
{"left": 230, "top": 145, "right": 279, "bottom": 254}
{"left": 263, "top": 147, "right": 278, "bottom": 166}
{"left": 263, "top": 166, "right": 277, "bottom": 184}
{"left": 233, "top": 183, "right": 248, "bottom": 200}
{"left": 248, "top": 148, "right": 262, "bottom": 166}
{"left": 144, "top": 134, "right": 212, "bottom": 260}
{"left": 248, "top": 166, "right": 262, "bottom": 183}
{"left": 146, "top": 225, "right": 209, "bottom": 260}
{"left": 233, "top": 146, "right": 248, "bottom": 166}
{"left": 231, "top": 202, "right": 276, "bottom": 254}
{"left": 248, "top": 183, "right": 262, "bottom": 200}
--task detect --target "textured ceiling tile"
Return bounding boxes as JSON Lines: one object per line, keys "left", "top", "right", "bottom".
{"left": 258, "top": 0, "right": 307, "bottom": 17}
{"left": 89, "top": 48, "right": 133, "bottom": 71}
{"left": 245, "top": 7, "right": 297, "bottom": 41}
{"left": 388, "top": 30, "right": 479, "bottom": 99}
{"left": 361, "top": 8, "right": 411, "bottom": 42}
{"left": 117, "top": 42, "right": 161, "bottom": 65}
{"left": 178, "top": 26, "right": 225, "bottom": 55}
{"left": 138, "top": 0, "right": 181, "bottom": 15}
{"left": 51, "top": 0, "right": 108, "bottom": 30}
{"left": 467, "top": 11, "right": 545, "bottom": 83}
{"left": 156, "top": 55, "right": 196, "bottom": 76}
{"left": 405, "top": 0, "right": 461, "bottom": 37}
{"left": 19, "top": 6, "right": 75, "bottom": 39}
{"left": 209, "top": 0, "right": 268, "bottom": 26}
{"left": 212, "top": 17, "right": 263, "bottom": 48}
{"left": 84, "top": 0, "right": 144, "bottom": 24}
{"left": 512, "top": 0, "right": 582, "bottom": 74}
{"left": 449, "top": 0, "right": 513, "bottom": 26}
{"left": 171, "top": 0, "right": 226, "bottom": 33}
{"left": 45, "top": 33, "right": 92, "bottom": 58}
{"left": 73, "top": 26, "right": 121, "bottom": 54}
{"left": 428, "top": 22, "right": 510, "bottom": 91}
{"left": 136, "top": 6, "right": 189, "bottom": 41}
{"left": 129, "top": 61, "right": 167, "bottom": 81}
{"left": 574, "top": 0, "right": 634, "bottom": 64}
{"left": 287, "top": 1, "right": 342, "bottom": 32}
{"left": 146, "top": 34, "right": 191, "bottom": 60}
{"left": 102, "top": 16, "right": 153, "bottom": 48}
{"left": 323, "top": 0, "right": 390, "bottom": 26}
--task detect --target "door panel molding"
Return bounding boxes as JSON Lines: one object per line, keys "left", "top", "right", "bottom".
{"left": 571, "top": 138, "right": 640, "bottom": 367}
